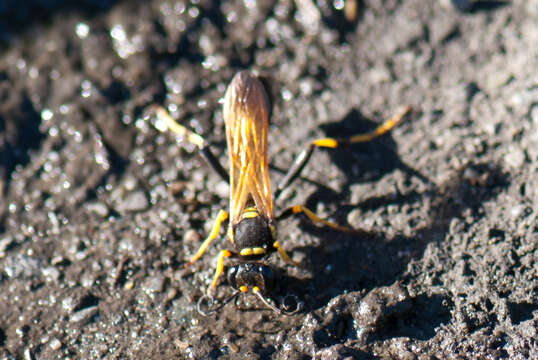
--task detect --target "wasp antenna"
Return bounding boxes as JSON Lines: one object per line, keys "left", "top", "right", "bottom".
{"left": 280, "top": 294, "right": 304, "bottom": 315}
{"left": 197, "top": 292, "right": 240, "bottom": 316}
{"left": 254, "top": 291, "right": 303, "bottom": 315}
{"left": 254, "top": 291, "right": 283, "bottom": 313}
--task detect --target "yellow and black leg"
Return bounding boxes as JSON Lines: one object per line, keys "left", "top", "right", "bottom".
{"left": 274, "top": 105, "right": 411, "bottom": 199}
{"left": 273, "top": 240, "right": 300, "bottom": 266}
{"left": 183, "top": 209, "right": 232, "bottom": 292}
{"left": 152, "top": 106, "right": 229, "bottom": 182}
{"left": 210, "top": 249, "right": 232, "bottom": 289}
{"left": 196, "top": 248, "right": 237, "bottom": 315}
{"left": 184, "top": 209, "right": 229, "bottom": 267}
{"left": 277, "top": 205, "right": 355, "bottom": 233}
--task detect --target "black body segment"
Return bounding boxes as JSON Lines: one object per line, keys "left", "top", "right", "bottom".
{"left": 227, "top": 263, "right": 276, "bottom": 295}
{"left": 233, "top": 215, "right": 274, "bottom": 259}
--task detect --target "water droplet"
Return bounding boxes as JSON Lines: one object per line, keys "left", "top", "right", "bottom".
{"left": 110, "top": 24, "right": 126, "bottom": 41}
{"left": 48, "top": 126, "right": 59, "bottom": 137}
{"left": 188, "top": 7, "right": 199, "bottom": 18}
{"left": 281, "top": 88, "right": 293, "bottom": 101}
{"left": 41, "top": 109, "right": 53, "bottom": 121}
{"left": 75, "top": 22, "right": 90, "bottom": 39}
{"left": 333, "top": 0, "right": 345, "bottom": 10}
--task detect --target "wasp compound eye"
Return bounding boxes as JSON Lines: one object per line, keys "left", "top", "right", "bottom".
{"left": 227, "top": 265, "right": 239, "bottom": 289}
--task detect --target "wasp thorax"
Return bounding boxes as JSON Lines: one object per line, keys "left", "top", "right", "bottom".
{"left": 233, "top": 216, "right": 273, "bottom": 255}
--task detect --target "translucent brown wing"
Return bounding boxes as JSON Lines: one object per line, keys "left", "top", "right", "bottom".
{"left": 223, "top": 72, "right": 273, "bottom": 224}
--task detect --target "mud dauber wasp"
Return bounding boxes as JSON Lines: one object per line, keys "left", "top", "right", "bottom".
{"left": 151, "top": 71, "right": 410, "bottom": 315}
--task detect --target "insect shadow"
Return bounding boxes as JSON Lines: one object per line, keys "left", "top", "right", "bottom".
{"left": 289, "top": 107, "right": 429, "bottom": 229}
{"left": 283, "top": 108, "right": 509, "bottom": 316}
{"left": 321, "top": 108, "right": 427, "bottom": 186}
{"left": 452, "top": 0, "right": 510, "bottom": 13}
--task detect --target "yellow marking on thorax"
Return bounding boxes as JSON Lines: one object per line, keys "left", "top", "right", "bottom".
{"left": 241, "top": 206, "right": 259, "bottom": 219}
{"left": 240, "top": 247, "right": 267, "bottom": 256}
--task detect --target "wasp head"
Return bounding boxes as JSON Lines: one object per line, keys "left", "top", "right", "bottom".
{"left": 197, "top": 263, "right": 302, "bottom": 315}
{"left": 227, "top": 263, "right": 275, "bottom": 294}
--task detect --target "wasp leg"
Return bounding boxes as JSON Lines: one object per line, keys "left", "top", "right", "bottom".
{"left": 210, "top": 249, "right": 232, "bottom": 289}
{"left": 273, "top": 240, "right": 300, "bottom": 266}
{"left": 184, "top": 209, "right": 229, "bottom": 267}
{"left": 277, "top": 205, "right": 354, "bottom": 233}
{"left": 153, "top": 106, "right": 229, "bottom": 183}
{"left": 274, "top": 105, "right": 411, "bottom": 199}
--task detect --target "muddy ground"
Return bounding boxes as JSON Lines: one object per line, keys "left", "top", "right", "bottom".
{"left": 0, "top": 0, "right": 537, "bottom": 359}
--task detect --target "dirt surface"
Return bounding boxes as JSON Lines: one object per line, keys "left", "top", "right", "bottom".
{"left": 0, "top": 0, "right": 537, "bottom": 359}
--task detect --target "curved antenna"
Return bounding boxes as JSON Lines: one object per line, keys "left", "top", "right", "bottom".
{"left": 254, "top": 291, "right": 303, "bottom": 315}
{"left": 197, "top": 291, "right": 240, "bottom": 316}
{"left": 280, "top": 294, "right": 304, "bottom": 315}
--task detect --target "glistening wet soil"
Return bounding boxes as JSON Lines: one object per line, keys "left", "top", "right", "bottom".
{"left": 0, "top": 0, "right": 536, "bottom": 359}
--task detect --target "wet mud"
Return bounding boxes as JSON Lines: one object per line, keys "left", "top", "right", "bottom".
{"left": 0, "top": 0, "right": 536, "bottom": 359}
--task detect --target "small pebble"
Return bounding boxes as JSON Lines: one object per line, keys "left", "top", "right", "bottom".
{"left": 41, "top": 266, "right": 60, "bottom": 282}
{"left": 117, "top": 191, "right": 149, "bottom": 212}
{"left": 24, "top": 348, "right": 34, "bottom": 360}
{"left": 124, "top": 279, "right": 135, "bottom": 290}
{"left": 184, "top": 229, "right": 200, "bottom": 244}
{"left": 167, "top": 288, "right": 178, "bottom": 301}
{"left": 124, "top": 175, "right": 138, "bottom": 191}
{"left": 70, "top": 305, "right": 98, "bottom": 324}
{"left": 175, "top": 339, "right": 191, "bottom": 351}
{"left": 86, "top": 201, "right": 109, "bottom": 217}
{"left": 0, "top": 236, "right": 14, "bottom": 257}
{"left": 49, "top": 337, "right": 62, "bottom": 351}
{"left": 504, "top": 145, "right": 525, "bottom": 169}
{"left": 143, "top": 275, "right": 165, "bottom": 294}
{"left": 4, "top": 254, "right": 41, "bottom": 279}
{"left": 62, "top": 297, "right": 76, "bottom": 313}
{"left": 215, "top": 180, "right": 229, "bottom": 199}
